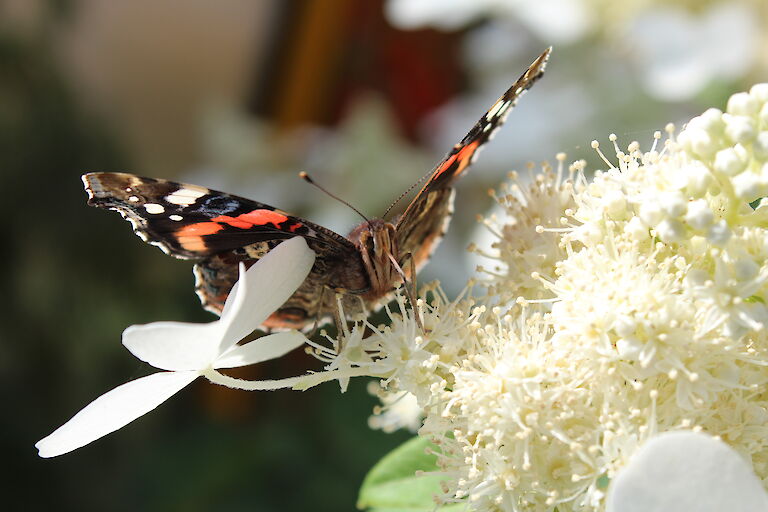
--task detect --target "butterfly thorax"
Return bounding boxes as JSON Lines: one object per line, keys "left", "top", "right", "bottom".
{"left": 346, "top": 219, "right": 401, "bottom": 299}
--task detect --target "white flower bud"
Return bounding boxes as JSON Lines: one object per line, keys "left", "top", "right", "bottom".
{"left": 575, "top": 223, "right": 603, "bottom": 245}
{"left": 624, "top": 216, "right": 648, "bottom": 241}
{"left": 659, "top": 192, "right": 687, "bottom": 217}
{"left": 676, "top": 130, "right": 693, "bottom": 153}
{"left": 604, "top": 189, "right": 628, "bottom": 219}
{"left": 707, "top": 220, "right": 732, "bottom": 246}
{"left": 750, "top": 83, "right": 768, "bottom": 102}
{"left": 753, "top": 132, "right": 768, "bottom": 161}
{"left": 685, "top": 199, "right": 714, "bottom": 230}
{"left": 760, "top": 103, "right": 768, "bottom": 126}
{"left": 656, "top": 218, "right": 685, "bottom": 242}
{"left": 696, "top": 109, "right": 725, "bottom": 135}
{"left": 680, "top": 162, "right": 713, "bottom": 196}
{"left": 639, "top": 202, "right": 664, "bottom": 227}
{"left": 686, "top": 128, "right": 717, "bottom": 158}
{"left": 732, "top": 171, "right": 764, "bottom": 202}
{"left": 727, "top": 92, "right": 759, "bottom": 116}
{"left": 713, "top": 147, "right": 747, "bottom": 176}
{"left": 724, "top": 115, "right": 756, "bottom": 144}
{"left": 614, "top": 317, "right": 637, "bottom": 338}
{"left": 734, "top": 258, "right": 759, "bottom": 281}
{"left": 616, "top": 338, "right": 642, "bottom": 360}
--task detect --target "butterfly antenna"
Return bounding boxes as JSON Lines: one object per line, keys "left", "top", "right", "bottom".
{"left": 382, "top": 167, "right": 434, "bottom": 220}
{"left": 299, "top": 172, "right": 371, "bottom": 225}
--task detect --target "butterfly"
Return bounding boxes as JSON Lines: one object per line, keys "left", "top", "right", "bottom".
{"left": 82, "top": 48, "right": 550, "bottom": 331}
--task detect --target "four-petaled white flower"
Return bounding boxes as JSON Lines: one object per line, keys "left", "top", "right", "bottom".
{"left": 606, "top": 432, "right": 768, "bottom": 512}
{"left": 36, "top": 237, "right": 315, "bottom": 458}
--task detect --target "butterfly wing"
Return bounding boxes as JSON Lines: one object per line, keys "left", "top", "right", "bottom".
{"left": 82, "top": 172, "right": 360, "bottom": 316}
{"left": 395, "top": 48, "right": 551, "bottom": 269}
{"left": 83, "top": 172, "right": 355, "bottom": 258}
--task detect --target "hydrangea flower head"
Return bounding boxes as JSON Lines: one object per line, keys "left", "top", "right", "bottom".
{"left": 326, "top": 84, "right": 768, "bottom": 510}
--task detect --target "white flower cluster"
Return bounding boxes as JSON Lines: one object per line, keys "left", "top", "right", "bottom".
{"left": 329, "top": 84, "right": 768, "bottom": 511}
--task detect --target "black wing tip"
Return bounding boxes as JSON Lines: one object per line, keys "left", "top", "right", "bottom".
{"left": 521, "top": 47, "right": 552, "bottom": 85}
{"left": 81, "top": 172, "right": 116, "bottom": 206}
{"left": 495, "top": 47, "right": 552, "bottom": 107}
{"left": 81, "top": 172, "right": 143, "bottom": 207}
{"left": 533, "top": 46, "right": 552, "bottom": 71}
{"left": 81, "top": 172, "right": 103, "bottom": 205}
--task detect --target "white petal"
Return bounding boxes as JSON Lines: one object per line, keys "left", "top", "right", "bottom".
{"left": 123, "top": 321, "right": 222, "bottom": 371}
{"left": 35, "top": 371, "right": 197, "bottom": 458}
{"left": 218, "top": 237, "right": 315, "bottom": 352}
{"left": 606, "top": 431, "right": 768, "bottom": 512}
{"left": 215, "top": 331, "right": 308, "bottom": 369}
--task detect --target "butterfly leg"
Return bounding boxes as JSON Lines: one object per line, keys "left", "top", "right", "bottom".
{"left": 305, "top": 285, "right": 328, "bottom": 339}
{"left": 330, "top": 289, "right": 349, "bottom": 350}
{"left": 387, "top": 252, "right": 425, "bottom": 334}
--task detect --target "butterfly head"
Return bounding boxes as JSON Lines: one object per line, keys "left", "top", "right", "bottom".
{"left": 347, "top": 219, "right": 399, "bottom": 296}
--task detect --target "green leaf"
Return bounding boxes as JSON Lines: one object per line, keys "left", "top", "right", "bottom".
{"left": 358, "top": 436, "right": 460, "bottom": 511}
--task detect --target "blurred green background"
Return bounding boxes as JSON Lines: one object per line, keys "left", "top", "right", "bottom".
{"left": 4, "top": 0, "right": 765, "bottom": 510}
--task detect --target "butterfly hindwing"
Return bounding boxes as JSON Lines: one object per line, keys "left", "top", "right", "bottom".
{"left": 395, "top": 48, "right": 551, "bottom": 265}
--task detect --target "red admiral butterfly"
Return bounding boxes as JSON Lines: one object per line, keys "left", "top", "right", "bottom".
{"left": 83, "top": 48, "right": 550, "bottom": 331}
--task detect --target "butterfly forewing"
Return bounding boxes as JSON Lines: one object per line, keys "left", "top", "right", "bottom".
{"left": 83, "top": 172, "right": 357, "bottom": 259}
{"left": 394, "top": 48, "right": 551, "bottom": 266}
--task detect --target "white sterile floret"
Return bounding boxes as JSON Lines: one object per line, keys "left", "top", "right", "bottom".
{"left": 606, "top": 432, "right": 768, "bottom": 512}
{"left": 36, "top": 238, "right": 315, "bottom": 458}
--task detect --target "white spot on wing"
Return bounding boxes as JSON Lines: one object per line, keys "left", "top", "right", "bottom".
{"left": 169, "top": 214, "right": 183, "bottom": 221}
{"left": 485, "top": 98, "right": 505, "bottom": 121}
{"left": 165, "top": 187, "right": 207, "bottom": 206}
{"left": 144, "top": 203, "right": 165, "bottom": 214}
{"left": 128, "top": 196, "right": 139, "bottom": 202}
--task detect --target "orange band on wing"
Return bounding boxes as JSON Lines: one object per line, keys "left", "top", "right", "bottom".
{"left": 212, "top": 209, "right": 290, "bottom": 229}
{"left": 175, "top": 210, "right": 297, "bottom": 253}
{"left": 178, "top": 222, "right": 225, "bottom": 237}
{"left": 176, "top": 222, "right": 224, "bottom": 252}
{"left": 175, "top": 210, "right": 298, "bottom": 253}
{"left": 433, "top": 140, "right": 479, "bottom": 181}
